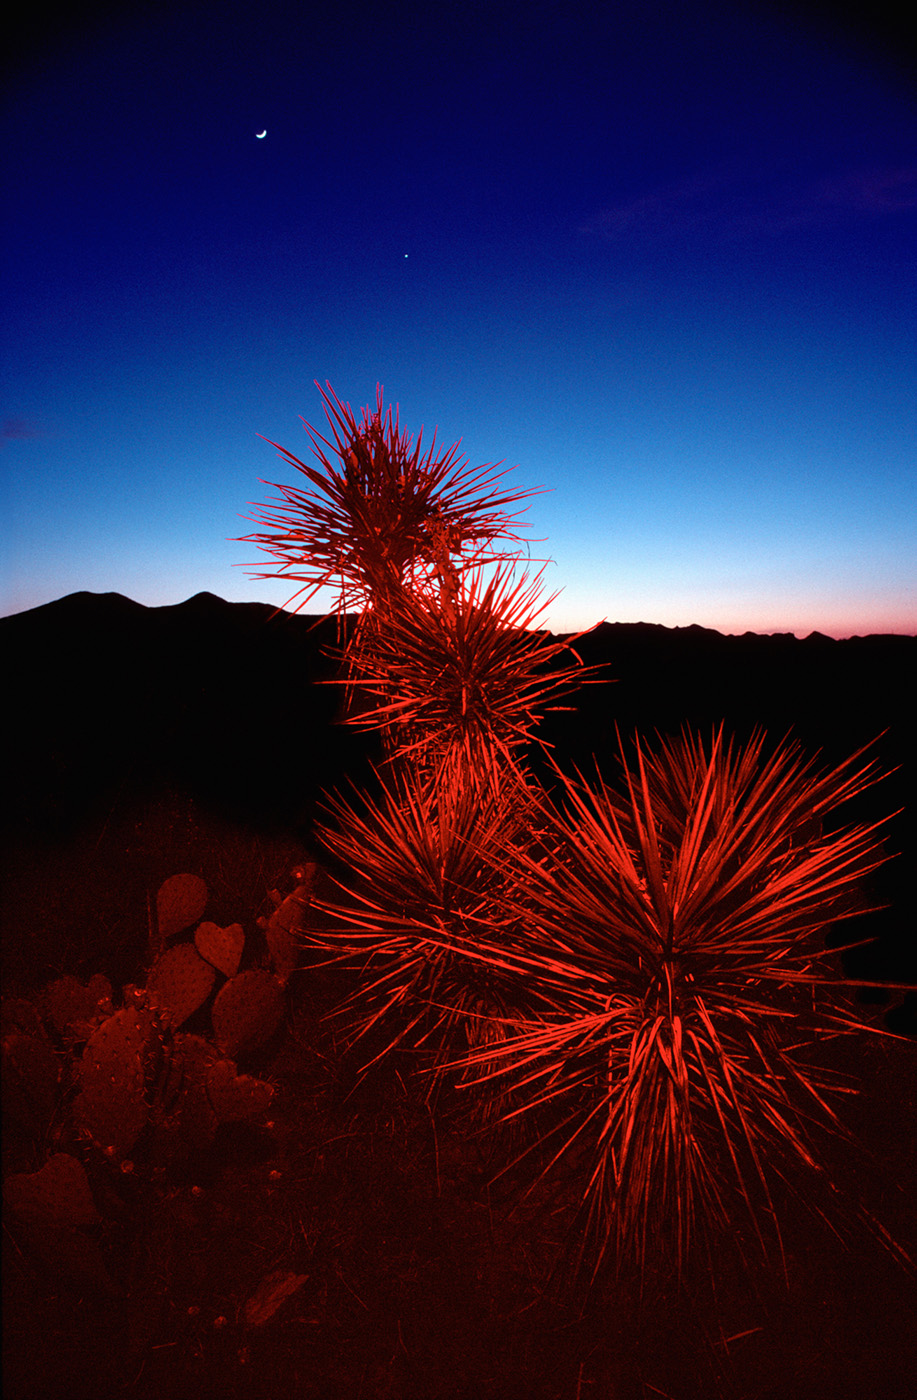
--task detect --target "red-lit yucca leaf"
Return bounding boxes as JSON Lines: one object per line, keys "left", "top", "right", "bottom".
{"left": 340, "top": 559, "right": 600, "bottom": 787}
{"left": 238, "top": 382, "right": 544, "bottom": 621}
{"left": 306, "top": 761, "right": 549, "bottom": 1103}
{"left": 431, "top": 726, "right": 909, "bottom": 1282}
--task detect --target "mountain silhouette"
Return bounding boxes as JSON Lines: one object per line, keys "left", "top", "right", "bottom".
{"left": 2, "top": 591, "right": 914, "bottom": 1027}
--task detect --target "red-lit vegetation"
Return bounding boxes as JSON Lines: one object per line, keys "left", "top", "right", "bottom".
{"left": 240, "top": 382, "right": 543, "bottom": 625}
{"left": 3, "top": 387, "right": 915, "bottom": 1399}
{"left": 312, "top": 763, "right": 539, "bottom": 1103}
{"left": 429, "top": 728, "right": 904, "bottom": 1281}
{"left": 243, "top": 383, "right": 912, "bottom": 1289}
{"left": 336, "top": 560, "right": 587, "bottom": 788}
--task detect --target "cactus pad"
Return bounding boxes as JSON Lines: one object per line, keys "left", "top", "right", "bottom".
{"left": 146, "top": 943, "right": 216, "bottom": 1027}
{"left": 211, "top": 970, "right": 284, "bottom": 1059}
{"left": 4, "top": 1153, "right": 101, "bottom": 1229}
{"left": 264, "top": 884, "right": 312, "bottom": 982}
{"left": 74, "top": 1006, "right": 153, "bottom": 1157}
{"left": 194, "top": 921, "right": 245, "bottom": 979}
{"left": 1, "top": 1031, "right": 60, "bottom": 1138}
{"left": 145, "top": 1032, "right": 222, "bottom": 1163}
{"left": 206, "top": 1058, "right": 274, "bottom": 1121}
{"left": 43, "top": 973, "right": 114, "bottom": 1042}
{"left": 156, "top": 873, "right": 209, "bottom": 940}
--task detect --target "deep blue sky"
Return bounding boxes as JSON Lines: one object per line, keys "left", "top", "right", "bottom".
{"left": 3, "top": 0, "right": 915, "bottom": 634}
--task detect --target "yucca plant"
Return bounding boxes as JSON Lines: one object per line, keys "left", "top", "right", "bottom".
{"left": 306, "top": 760, "right": 550, "bottom": 1112}
{"left": 239, "top": 382, "right": 585, "bottom": 778}
{"left": 339, "top": 558, "right": 595, "bottom": 790}
{"left": 242, "top": 383, "right": 604, "bottom": 1103}
{"left": 424, "top": 725, "right": 911, "bottom": 1283}
{"left": 242, "top": 387, "right": 912, "bottom": 1298}
{"left": 239, "top": 381, "right": 543, "bottom": 628}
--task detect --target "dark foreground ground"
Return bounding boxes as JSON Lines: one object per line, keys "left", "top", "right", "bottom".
{"left": 3, "top": 594, "right": 916, "bottom": 1397}
{"left": 2, "top": 784, "right": 916, "bottom": 1400}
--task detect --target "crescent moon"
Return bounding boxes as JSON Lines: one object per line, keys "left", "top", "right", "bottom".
{"left": 256, "top": 130, "right": 267, "bottom": 138}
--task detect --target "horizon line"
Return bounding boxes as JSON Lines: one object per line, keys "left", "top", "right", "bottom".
{"left": 1, "top": 587, "right": 914, "bottom": 642}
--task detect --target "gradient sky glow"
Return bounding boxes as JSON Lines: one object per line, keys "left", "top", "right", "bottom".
{"left": 2, "top": 0, "right": 915, "bottom": 635}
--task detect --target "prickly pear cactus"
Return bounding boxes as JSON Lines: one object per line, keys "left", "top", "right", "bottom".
{"left": 156, "top": 872, "right": 209, "bottom": 943}
{"left": 2, "top": 857, "right": 291, "bottom": 1317}
{"left": 263, "top": 870, "right": 316, "bottom": 982}
{"left": 3, "top": 1152, "right": 100, "bottom": 1229}
{"left": 146, "top": 942, "right": 216, "bottom": 1028}
{"left": 4, "top": 866, "right": 289, "bottom": 1192}
{"left": 194, "top": 921, "right": 245, "bottom": 979}
{"left": 42, "top": 973, "right": 114, "bottom": 1043}
{"left": 142, "top": 1009, "right": 185, "bottom": 1111}
{"left": 146, "top": 1033, "right": 220, "bottom": 1165}
{"left": 212, "top": 970, "right": 285, "bottom": 1060}
{"left": 74, "top": 1005, "right": 155, "bottom": 1158}
{"left": 206, "top": 1058, "right": 274, "bottom": 1122}
{"left": 1, "top": 1029, "right": 60, "bottom": 1139}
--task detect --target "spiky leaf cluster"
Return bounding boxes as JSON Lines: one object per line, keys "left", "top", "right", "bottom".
{"left": 240, "top": 382, "right": 543, "bottom": 619}
{"left": 311, "top": 763, "right": 547, "bottom": 1096}
{"left": 341, "top": 561, "right": 594, "bottom": 788}
{"left": 435, "top": 726, "right": 902, "bottom": 1278}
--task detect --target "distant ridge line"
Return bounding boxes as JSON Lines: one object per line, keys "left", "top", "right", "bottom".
{"left": 2, "top": 590, "right": 914, "bottom": 644}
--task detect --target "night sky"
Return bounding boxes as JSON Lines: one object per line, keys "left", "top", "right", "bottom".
{"left": 3, "top": 0, "right": 915, "bottom": 635}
